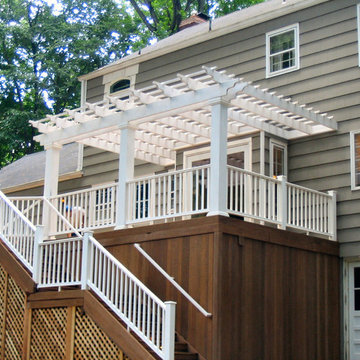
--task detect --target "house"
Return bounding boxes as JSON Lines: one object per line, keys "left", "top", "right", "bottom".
{"left": 0, "top": 0, "right": 359, "bottom": 358}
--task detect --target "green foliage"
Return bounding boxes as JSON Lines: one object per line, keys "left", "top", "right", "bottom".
{"left": 0, "top": 0, "right": 264, "bottom": 169}
{"left": 128, "top": 0, "right": 265, "bottom": 40}
{"left": 0, "top": 0, "right": 138, "bottom": 168}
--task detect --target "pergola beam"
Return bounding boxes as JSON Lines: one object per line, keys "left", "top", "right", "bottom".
{"left": 32, "top": 67, "right": 336, "bottom": 163}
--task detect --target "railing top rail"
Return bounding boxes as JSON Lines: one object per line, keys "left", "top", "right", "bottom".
{"left": 0, "top": 191, "right": 36, "bottom": 231}
{"left": 227, "top": 165, "right": 333, "bottom": 198}
{"left": 49, "top": 182, "right": 117, "bottom": 200}
{"left": 41, "top": 237, "right": 82, "bottom": 246}
{"left": 286, "top": 181, "right": 333, "bottom": 198}
{"left": 127, "top": 164, "right": 210, "bottom": 184}
{"left": 89, "top": 236, "right": 165, "bottom": 309}
{"left": 8, "top": 196, "right": 43, "bottom": 201}
{"left": 227, "top": 165, "right": 281, "bottom": 183}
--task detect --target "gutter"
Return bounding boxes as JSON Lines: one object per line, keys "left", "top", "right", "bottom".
{"left": 79, "top": 0, "right": 329, "bottom": 81}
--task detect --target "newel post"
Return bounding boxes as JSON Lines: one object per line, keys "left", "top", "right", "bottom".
{"left": 207, "top": 98, "right": 229, "bottom": 217}
{"left": 81, "top": 230, "right": 93, "bottom": 290}
{"left": 32, "top": 225, "right": 44, "bottom": 284}
{"left": 277, "top": 175, "right": 287, "bottom": 230}
{"left": 328, "top": 190, "right": 337, "bottom": 241}
{"left": 115, "top": 125, "right": 135, "bottom": 229}
{"left": 163, "top": 301, "right": 176, "bottom": 360}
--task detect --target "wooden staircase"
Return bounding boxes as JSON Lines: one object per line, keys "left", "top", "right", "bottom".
{"left": 0, "top": 237, "right": 201, "bottom": 360}
{"left": 174, "top": 334, "right": 198, "bottom": 360}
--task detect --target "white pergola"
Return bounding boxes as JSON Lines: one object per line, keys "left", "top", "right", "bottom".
{"left": 31, "top": 66, "right": 337, "bottom": 229}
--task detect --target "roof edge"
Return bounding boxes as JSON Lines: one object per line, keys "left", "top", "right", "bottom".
{"left": 79, "top": 0, "right": 329, "bottom": 81}
{"left": 2, "top": 171, "right": 83, "bottom": 195}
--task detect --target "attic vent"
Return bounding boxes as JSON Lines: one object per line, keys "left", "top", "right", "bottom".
{"left": 179, "top": 13, "right": 209, "bottom": 31}
{"left": 110, "top": 79, "right": 130, "bottom": 93}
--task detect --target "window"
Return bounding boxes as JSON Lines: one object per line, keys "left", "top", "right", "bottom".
{"left": 110, "top": 79, "right": 130, "bottom": 94}
{"left": 266, "top": 24, "right": 300, "bottom": 78}
{"left": 350, "top": 131, "right": 360, "bottom": 190}
{"left": 270, "top": 139, "right": 287, "bottom": 177}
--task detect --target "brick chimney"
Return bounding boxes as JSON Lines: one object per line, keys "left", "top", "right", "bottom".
{"left": 179, "top": 12, "right": 210, "bottom": 31}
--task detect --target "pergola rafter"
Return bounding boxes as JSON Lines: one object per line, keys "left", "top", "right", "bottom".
{"left": 31, "top": 66, "right": 337, "bottom": 166}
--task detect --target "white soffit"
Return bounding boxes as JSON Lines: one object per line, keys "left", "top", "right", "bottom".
{"left": 31, "top": 67, "right": 337, "bottom": 166}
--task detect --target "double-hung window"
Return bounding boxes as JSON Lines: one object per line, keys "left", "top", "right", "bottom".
{"left": 266, "top": 23, "right": 300, "bottom": 78}
{"left": 350, "top": 131, "right": 360, "bottom": 190}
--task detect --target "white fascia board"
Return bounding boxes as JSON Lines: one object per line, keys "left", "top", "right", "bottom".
{"left": 79, "top": 0, "right": 330, "bottom": 81}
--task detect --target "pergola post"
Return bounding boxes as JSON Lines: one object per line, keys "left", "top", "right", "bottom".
{"left": 43, "top": 144, "right": 62, "bottom": 238}
{"left": 115, "top": 125, "right": 135, "bottom": 229}
{"left": 207, "top": 98, "right": 229, "bottom": 217}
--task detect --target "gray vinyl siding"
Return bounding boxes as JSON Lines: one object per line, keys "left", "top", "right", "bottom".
{"left": 50, "top": 0, "right": 359, "bottom": 249}
{"left": 134, "top": 0, "right": 359, "bottom": 248}
{"left": 86, "top": 76, "right": 104, "bottom": 103}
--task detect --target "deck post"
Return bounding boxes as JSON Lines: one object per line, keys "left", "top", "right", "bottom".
{"left": 32, "top": 225, "right": 44, "bottom": 284}
{"left": 81, "top": 230, "right": 93, "bottom": 289}
{"left": 115, "top": 125, "right": 135, "bottom": 229}
{"left": 328, "top": 190, "right": 337, "bottom": 241}
{"left": 43, "top": 144, "right": 62, "bottom": 238}
{"left": 207, "top": 98, "right": 229, "bottom": 217}
{"left": 163, "top": 301, "right": 176, "bottom": 360}
{"left": 278, "top": 175, "right": 287, "bottom": 230}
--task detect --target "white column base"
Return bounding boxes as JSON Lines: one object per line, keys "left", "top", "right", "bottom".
{"left": 206, "top": 210, "right": 229, "bottom": 217}
{"left": 114, "top": 224, "right": 128, "bottom": 230}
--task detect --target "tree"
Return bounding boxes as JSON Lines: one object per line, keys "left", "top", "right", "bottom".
{"left": 128, "top": 0, "right": 265, "bottom": 40}
{"left": 0, "top": 0, "right": 139, "bottom": 168}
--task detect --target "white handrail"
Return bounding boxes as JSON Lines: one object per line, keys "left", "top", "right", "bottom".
{"left": 43, "top": 197, "right": 82, "bottom": 238}
{"left": 85, "top": 235, "right": 175, "bottom": 359}
{"left": 134, "top": 243, "right": 212, "bottom": 318}
{"left": 0, "top": 192, "right": 36, "bottom": 231}
{"left": 0, "top": 190, "right": 36, "bottom": 271}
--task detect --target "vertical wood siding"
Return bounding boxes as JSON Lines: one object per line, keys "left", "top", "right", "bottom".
{"left": 97, "top": 216, "right": 340, "bottom": 360}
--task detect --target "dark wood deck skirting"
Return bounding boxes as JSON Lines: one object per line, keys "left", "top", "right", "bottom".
{"left": 96, "top": 215, "right": 340, "bottom": 360}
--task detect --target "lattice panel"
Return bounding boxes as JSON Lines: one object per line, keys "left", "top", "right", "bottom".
{"left": 4, "top": 276, "right": 25, "bottom": 360}
{"left": 0, "top": 264, "right": 6, "bottom": 347}
{"left": 74, "top": 307, "right": 130, "bottom": 360}
{"left": 30, "top": 307, "right": 67, "bottom": 360}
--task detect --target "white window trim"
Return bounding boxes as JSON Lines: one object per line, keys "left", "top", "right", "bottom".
{"left": 102, "top": 64, "right": 139, "bottom": 98}
{"left": 105, "top": 75, "right": 135, "bottom": 98}
{"left": 269, "top": 139, "right": 287, "bottom": 177}
{"left": 350, "top": 130, "right": 360, "bottom": 190}
{"left": 266, "top": 23, "right": 300, "bottom": 78}
{"left": 183, "top": 138, "right": 252, "bottom": 171}
{"left": 357, "top": 4, "right": 360, "bottom": 67}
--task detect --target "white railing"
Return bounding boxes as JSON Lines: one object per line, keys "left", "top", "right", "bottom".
{"left": 227, "top": 166, "right": 282, "bottom": 224}
{"left": 9, "top": 196, "right": 43, "bottom": 226}
{"left": 227, "top": 166, "right": 336, "bottom": 239}
{"left": 48, "top": 183, "right": 117, "bottom": 235}
{"left": 126, "top": 165, "right": 210, "bottom": 223}
{"left": 37, "top": 237, "right": 82, "bottom": 288}
{"left": 0, "top": 189, "right": 177, "bottom": 360}
{"left": 286, "top": 182, "right": 334, "bottom": 236}
{"left": 84, "top": 235, "right": 175, "bottom": 360}
{"left": 0, "top": 191, "right": 36, "bottom": 271}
